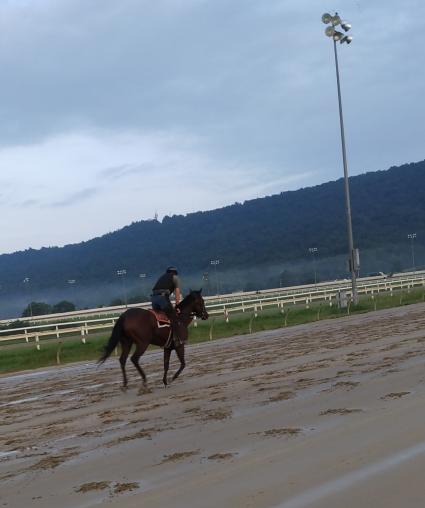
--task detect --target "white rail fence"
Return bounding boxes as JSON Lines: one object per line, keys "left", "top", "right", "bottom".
{"left": 1, "top": 274, "right": 424, "bottom": 350}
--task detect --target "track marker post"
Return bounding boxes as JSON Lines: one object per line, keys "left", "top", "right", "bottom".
{"left": 56, "top": 340, "right": 63, "bottom": 365}
{"left": 249, "top": 312, "right": 256, "bottom": 334}
{"left": 316, "top": 304, "right": 322, "bottom": 321}
{"left": 284, "top": 308, "right": 290, "bottom": 327}
{"left": 209, "top": 318, "right": 215, "bottom": 340}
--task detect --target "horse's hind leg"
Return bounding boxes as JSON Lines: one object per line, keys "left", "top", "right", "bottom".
{"left": 130, "top": 341, "right": 149, "bottom": 393}
{"left": 172, "top": 345, "right": 186, "bottom": 382}
{"left": 163, "top": 348, "right": 172, "bottom": 387}
{"left": 119, "top": 339, "right": 131, "bottom": 390}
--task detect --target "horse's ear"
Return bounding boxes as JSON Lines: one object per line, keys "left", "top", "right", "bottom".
{"left": 189, "top": 288, "right": 192, "bottom": 293}
{"left": 199, "top": 288, "right": 203, "bottom": 294}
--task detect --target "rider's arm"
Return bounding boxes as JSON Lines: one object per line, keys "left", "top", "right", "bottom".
{"left": 175, "top": 287, "right": 181, "bottom": 306}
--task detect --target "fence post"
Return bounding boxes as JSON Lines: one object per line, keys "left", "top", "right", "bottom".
{"left": 254, "top": 305, "right": 258, "bottom": 318}
{"left": 193, "top": 316, "right": 198, "bottom": 328}
{"left": 35, "top": 335, "right": 40, "bottom": 350}
{"left": 24, "top": 329, "right": 29, "bottom": 343}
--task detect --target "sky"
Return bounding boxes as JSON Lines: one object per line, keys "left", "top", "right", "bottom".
{"left": 0, "top": 0, "right": 424, "bottom": 254}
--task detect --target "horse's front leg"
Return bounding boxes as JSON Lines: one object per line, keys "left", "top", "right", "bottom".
{"left": 163, "top": 347, "right": 172, "bottom": 387}
{"left": 172, "top": 345, "right": 186, "bottom": 382}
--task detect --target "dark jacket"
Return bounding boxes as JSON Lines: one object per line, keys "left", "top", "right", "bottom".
{"left": 152, "top": 272, "right": 180, "bottom": 294}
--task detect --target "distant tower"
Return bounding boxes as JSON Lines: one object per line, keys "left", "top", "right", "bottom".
{"left": 154, "top": 211, "right": 158, "bottom": 221}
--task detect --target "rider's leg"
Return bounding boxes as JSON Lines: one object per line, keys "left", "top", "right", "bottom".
{"left": 162, "top": 297, "right": 183, "bottom": 344}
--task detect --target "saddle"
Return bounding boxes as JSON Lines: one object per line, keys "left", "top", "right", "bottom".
{"left": 148, "top": 309, "right": 171, "bottom": 327}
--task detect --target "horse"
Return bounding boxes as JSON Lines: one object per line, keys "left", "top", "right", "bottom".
{"left": 98, "top": 290, "right": 208, "bottom": 390}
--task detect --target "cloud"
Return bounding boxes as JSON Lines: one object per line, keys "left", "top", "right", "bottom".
{"left": 99, "top": 163, "right": 152, "bottom": 181}
{"left": 19, "top": 198, "right": 40, "bottom": 207}
{"left": 49, "top": 187, "right": 99, "bottom": 207}
{"left": 0, "top": 128, "right": 316, "bottom": 252}
{"left": 0, "top": 0, "right": 423, "bottom": 253}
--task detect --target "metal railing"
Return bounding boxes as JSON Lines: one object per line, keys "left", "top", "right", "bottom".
{"left": 1, "top": 273, "right": 424, "bottom": 349}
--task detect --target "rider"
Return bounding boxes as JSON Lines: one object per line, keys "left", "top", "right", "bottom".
{"left": 151, "top": 267, "right": 184, "bottom": 344}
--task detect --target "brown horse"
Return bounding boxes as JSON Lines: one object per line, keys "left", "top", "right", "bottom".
{"left": 98, "top": 290, "right": 208, "bottom": 389}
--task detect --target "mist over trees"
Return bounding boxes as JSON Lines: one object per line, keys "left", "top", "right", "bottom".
{"left": 21, "top": 300, "right": 76, "bottom": 317}
{"left": 0, "top": 159, "right": 424, "bottom": 317}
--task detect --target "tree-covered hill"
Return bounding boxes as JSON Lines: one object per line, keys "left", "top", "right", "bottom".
{"left": 1, "top": 159, "right": 424, "bottom": 296}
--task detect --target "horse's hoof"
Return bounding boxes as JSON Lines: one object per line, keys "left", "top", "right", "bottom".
{"left": 120, "top": 385, "right": 128, "bottom": 392}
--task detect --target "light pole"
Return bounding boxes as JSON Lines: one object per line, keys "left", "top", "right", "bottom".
{"left": 23, "top": 277, "right": 33, "bottom": 318}
{"left": 210, "top": 260, "right": 220, "bottom": 295}
{"left": 139, "top": 273, "right": 147, "bottom": 299}
{"left": 117, "top": 269, "right": 128, "bottom": 307}
{"left": 322, "top": 12, "right": 359, "bottom": 304}
{"left": 408, "top": 233, "right": 417, "bottom": 272}
{"left": 308, "top": 247, "right": 319, "bottom": 285}
{"left": 67, "top": 279, "right": 76, "bottom": 306}
{"left": 202, "top": 272, "right": 210, "bottom": 296}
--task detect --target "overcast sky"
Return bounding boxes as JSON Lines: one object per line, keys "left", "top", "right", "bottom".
{"left": 0, "top": 0, "right": 424, "bottom": 254}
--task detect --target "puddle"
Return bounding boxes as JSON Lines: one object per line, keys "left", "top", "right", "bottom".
{"left": 0, "top": 450, "right": 19, "bottom": 458}
{"left": 0, "top": 396, "right": 41, "bottom": 407}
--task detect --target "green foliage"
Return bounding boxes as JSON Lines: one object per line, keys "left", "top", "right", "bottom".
{"left": 22, "top": 301, "right": 52, "bottom": 317}
{"left": 52, "top": 300, "right": 76, "bottom": 313}
{"left": 1, "top": 159, "right": 425, "bottom": 295}
{"left": 3, "top": 287, "right": 425, "bottom": 374}
{"left": 110, "top": 298, "right": 125, "bottom": 306}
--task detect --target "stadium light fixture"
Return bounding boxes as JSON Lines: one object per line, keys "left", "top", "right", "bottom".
{"left": 322, "top": 12, "right": 359, "bottom": 305}
{"left": 408, "top": 233, "right": 417, "bottom": 272}
{"left": 116, "top": 269, "right": 128, "bottom": 307}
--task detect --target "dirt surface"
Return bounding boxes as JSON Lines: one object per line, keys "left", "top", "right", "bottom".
{"left": 1, "top": 303, "right": 425, "bottom": 507}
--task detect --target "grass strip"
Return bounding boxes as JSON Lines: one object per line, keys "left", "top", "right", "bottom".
{"left": 1, "top": 288, "right": 424, "bottom": 375}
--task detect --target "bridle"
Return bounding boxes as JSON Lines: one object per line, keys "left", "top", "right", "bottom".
{"left": 178, "top": 294, "right": 209, "bottom": 321}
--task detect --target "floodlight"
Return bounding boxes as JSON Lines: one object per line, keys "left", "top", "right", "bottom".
{"left": 342, "top": 35, "right": 353, "bottom": 44}
{"left": 322, "top": 13, "right": 332, "bottom": 24}
{"left": 333, "top": 30, "right": 344, "bottom": 41}
{"left": 331, "top": 15, "right": 341, "bottom": 26}
{"left": 325, "top": 26, "right": 335, "bottom": 37}
{"left": 341, "top": 21, "right": 352, "bottom": 31}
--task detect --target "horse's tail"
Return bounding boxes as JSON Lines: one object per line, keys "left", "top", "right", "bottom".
{"left": 98, "top": 314, "right": 125, "bottom": 364}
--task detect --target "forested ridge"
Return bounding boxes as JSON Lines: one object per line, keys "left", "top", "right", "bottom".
{"left": 1, "top": 159, "right": 424, "bottom": 293}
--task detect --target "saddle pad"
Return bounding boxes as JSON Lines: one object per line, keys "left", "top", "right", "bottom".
{"left": 148, "top": 309, "right": 171, "bottom": 325}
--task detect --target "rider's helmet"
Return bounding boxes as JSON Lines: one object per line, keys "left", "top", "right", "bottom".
{"left": 166, "top": 266, "right": 178, "bottom": 275}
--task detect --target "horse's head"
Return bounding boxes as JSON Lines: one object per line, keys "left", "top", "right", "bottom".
{"left": 187, "top": 289, "right": 209, "bottom": 320}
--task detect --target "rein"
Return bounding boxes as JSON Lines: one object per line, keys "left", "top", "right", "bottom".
{"left": 177, "top": 294, "right": 201, "bottom": 319}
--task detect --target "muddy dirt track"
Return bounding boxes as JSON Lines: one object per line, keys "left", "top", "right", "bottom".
{"left": 1, "top": 303, "right": 425, "bottom": 508}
